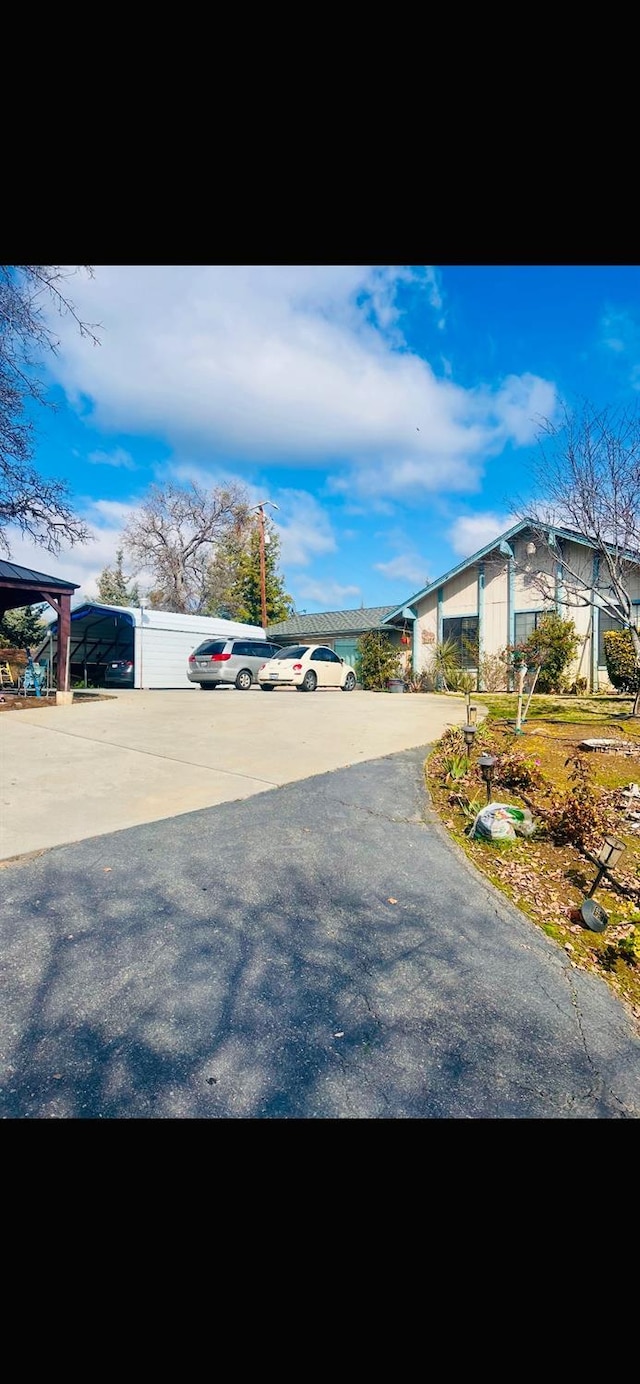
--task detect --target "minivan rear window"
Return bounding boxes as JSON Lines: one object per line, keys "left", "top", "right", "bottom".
{"left": 193, "top": 640, "right": 227, "bottom": 656}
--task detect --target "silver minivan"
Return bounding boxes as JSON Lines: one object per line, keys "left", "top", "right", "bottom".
{"left": 187, "top": 637, "right": 282, "bottom": 690}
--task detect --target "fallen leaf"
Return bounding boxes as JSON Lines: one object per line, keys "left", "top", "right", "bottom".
{"left": 387, "top": 898, "right": 398, "bottom": 904}
{"left": 103, "top": 868, "right": 112, "bottom": 873}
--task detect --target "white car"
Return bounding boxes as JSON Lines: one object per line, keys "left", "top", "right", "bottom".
{"left": 257, "top": 644, "right": 357, "bottom": 692}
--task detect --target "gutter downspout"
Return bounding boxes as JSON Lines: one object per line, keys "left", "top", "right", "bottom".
{"left": 499, "top": 540, "right": 515, "bottom": 689}
{"left": 591, "top": 554, "right": 600, "bottom": 693}
{"left": 477, "top": 563, "right": 485, "bottom": 691}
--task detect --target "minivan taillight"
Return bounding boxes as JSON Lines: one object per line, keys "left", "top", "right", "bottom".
{"left": 188, "top": 655, "right": 195, "bottom": 662}
{"left": 211, "top": 652, "right": 231, "bottom": 661}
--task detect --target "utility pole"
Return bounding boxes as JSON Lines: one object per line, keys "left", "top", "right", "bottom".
{"left": 250, "top": 500, "right": 279, "bottom": 630}
{"left": 258, "top": 505, "right": 267, "bottom": 631}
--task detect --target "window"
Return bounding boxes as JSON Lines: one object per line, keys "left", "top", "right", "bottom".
{"left": 325, "top": 651, "right": 341, "bottom": 663}
{"left": 598, "top": 608, "right": 626, "bottom": 666}
{"left": 280, "top": 646, "right": 309, "bottom": 659}
{"left": 514, "top": 611, "right": 547, "bottom": 645}
{"left": 311, "top": 648, "right": 327, "bottom": 661}
{"left": 194, "top": 640, "right": 226, "bottom": 656}
{"left": 442, "top": 616, "right": 478, "bottom": 669}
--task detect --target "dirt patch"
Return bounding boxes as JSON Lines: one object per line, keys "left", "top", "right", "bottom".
{"left": 0, "top": 692, "right": 114, "bottom": 711}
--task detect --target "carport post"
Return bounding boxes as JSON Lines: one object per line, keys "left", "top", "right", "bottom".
{"left": 58, "top": 594, "right": 71, "bottom": 692}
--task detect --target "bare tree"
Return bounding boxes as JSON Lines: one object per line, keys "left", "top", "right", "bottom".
{"left": 122, "top": 481, "right": 250, "bottom": 613}
{"left": 513, "top": 400, "right": 640, "bottom": 712}
{"left": 0, "top": 265, "right": 99, "bottom": 555}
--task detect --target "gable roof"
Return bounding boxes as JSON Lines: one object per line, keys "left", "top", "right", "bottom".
{"left": 268, "top": 605, "right": 396, "bottom": 638}
{"left": 0, "top": 559, "right": 79, "bottom": 590}
{"left": 382, "top": 518, "right": 640, "bottom": 623}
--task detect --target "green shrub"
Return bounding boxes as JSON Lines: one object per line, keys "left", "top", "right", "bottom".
{"left": 443, "top": 754, "right": 468, "bottom": 784}
{"left": 603, "top": 629, "right": 640, "bottom": 694}
{"left": 355, "top": 631, "right": 402, "bottom": 690}
{"left": 521, "top": 612, "right": 580, "bottom": 693}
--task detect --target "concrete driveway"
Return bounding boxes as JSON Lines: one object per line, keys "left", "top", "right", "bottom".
{"left": 0, "top": 688, "right": 471, "bottom": 860}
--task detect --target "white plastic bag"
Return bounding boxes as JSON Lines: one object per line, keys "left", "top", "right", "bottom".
{"left": 471, "top": 802, "right": 534, "bottom": 841}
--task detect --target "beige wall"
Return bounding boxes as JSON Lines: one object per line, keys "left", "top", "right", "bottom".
{"left": 409, "top": 534, "right": 640, "bottom": 691}
{"left": 440, "top": 566, "right": 478, "bottom": 614}
{"left": 415, "top": 594, "right": 438, "bottom": 672}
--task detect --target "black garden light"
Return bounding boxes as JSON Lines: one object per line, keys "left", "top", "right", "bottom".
{"left": 478, "top": 752, "right": 497, "bottom": 803}
{"left": 462, "top": 724, "right": 477, "bottom": 752}
{"left": 579, "top": 835, "right": 627, "bottom": 932}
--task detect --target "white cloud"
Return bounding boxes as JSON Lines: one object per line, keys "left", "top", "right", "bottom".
{"left": 448, "top": 512, "right": 518, "bottom": 558}
{"left": 43, "top": 266, "right": 557, "bottom": 498}
{"left": 486, "top": 373, "right": 557, "bottom": 445}
{"left": 88, "top": 447, "right": 136, "bottom": 469}
{"left": 601, "top": 308, "right": 635, "bottom": 354}
{"left": 272, "top": 490, "right": 336, "bottom": 567}
{"left": 600, "top": 307, "right": 640, "bottom": 390}
{"left": 374, "top": 555, "right": 428, "bottom": 585}
{"left": 294, "top": 579, "right": 361, "bottom": 610}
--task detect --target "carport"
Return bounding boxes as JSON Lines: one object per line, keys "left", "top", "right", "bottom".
{"left": 0, "top": 559, "right": 78, "bottom": 692}
{"left": 42, "top": 603, "right": 135, "bottom": 688}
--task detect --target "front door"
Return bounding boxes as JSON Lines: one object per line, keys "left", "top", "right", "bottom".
{"left": 334, "top": 639, "right": 359, "bottom": 680}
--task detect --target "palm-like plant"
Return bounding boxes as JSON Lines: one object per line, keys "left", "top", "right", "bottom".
{"left": 431, "top": 637, "right": 461, "bottom": 691}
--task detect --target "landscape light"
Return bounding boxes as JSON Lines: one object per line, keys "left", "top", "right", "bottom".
{"left": 478, "top": 752, "right": 497, "bottom": 802}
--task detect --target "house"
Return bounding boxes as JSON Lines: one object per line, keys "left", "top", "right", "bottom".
{"left": 382, "top": 519, "right": 640, "bottom": 692}
{"left": 267, "top": 605, "right": 413, "bottom": 673}
{"left": 39, "top": 603, "right": 267, "bottom": 689}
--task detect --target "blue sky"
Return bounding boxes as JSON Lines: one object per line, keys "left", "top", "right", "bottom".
{"left": 9, "top": 264, "right": 640, "bottom": 612}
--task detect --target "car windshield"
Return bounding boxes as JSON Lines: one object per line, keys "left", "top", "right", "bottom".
{"left": 277, "top": 646, "right": 309, "bottom": 659}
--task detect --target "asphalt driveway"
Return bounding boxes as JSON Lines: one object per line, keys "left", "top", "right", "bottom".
{"left": 1, "top": 746, "right": 638, "bottom": 1118}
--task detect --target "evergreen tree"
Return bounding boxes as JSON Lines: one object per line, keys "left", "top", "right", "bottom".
{"left": 201, "top": 526, "right": 248, "bottom": 620}
{"left": 0, "top": 603, "right": 48, "bottom": 649}
{"left": 96, "top": 549, "right": 140, "bottom": 607}
{"left": 204, "top": 517, "right": 294, "bottom": 625}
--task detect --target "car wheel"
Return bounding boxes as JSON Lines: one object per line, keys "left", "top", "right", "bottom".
{"left": 200, "top": 683, "right": 217, "bottom": 690}
{"left": 302, "top": 670, "right": 317, "bottom": 692}
{"left": 342, "top": 671, "right": 356, "bottom": 691}
{"left": 261, "top": 684, "right": 275, "bottom": 691}
{"left": 235, "top": 669, "right": 252, "bottom": 691}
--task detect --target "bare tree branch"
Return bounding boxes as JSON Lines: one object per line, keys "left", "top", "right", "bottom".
{"left": 510, "top": 399, "right": 640, "bottom": 712}
{"left": 0, "top": 265, "right": 98, "bottom": 554}
{"left": 122, "top": 482, "right": 250, "bottom": 613}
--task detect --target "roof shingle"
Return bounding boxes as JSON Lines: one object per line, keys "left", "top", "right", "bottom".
{"left": 268, "top": 605, "right": 396, "bottom": 637}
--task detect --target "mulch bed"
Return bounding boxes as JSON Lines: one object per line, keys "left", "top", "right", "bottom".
{"left": 0, "top": 694, "right": 55, "bottom": 711}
